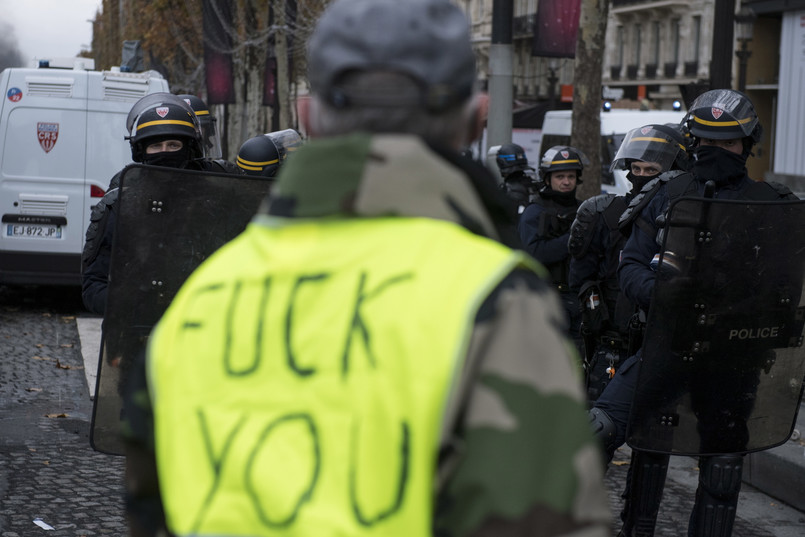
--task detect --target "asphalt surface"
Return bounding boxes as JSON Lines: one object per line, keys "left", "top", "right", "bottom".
{"left": 1, "top": 284, "right": 804, "bottom": 536}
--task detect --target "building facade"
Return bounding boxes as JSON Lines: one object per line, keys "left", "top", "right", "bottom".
{"left": 463, "top": 0, "right": 803, "bottom": 182}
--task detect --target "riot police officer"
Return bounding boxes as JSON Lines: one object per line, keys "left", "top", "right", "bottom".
{"left": 179, "top": 94, "right": 240, "bottom": 173}
{"left": 235, "top": 129, "right": 303, "bottom": 177}
{"left": 178, "top": 94, "right": 222, "bottom": 158}
{"left": 568, "top": 124, "right": 689, "bottom": 403}
{"left": 82, "top": 95, "right": 230, "bottom": 315}
{"left": 519, "top": 145, "right": 587, "bottom": 347}
{"left": 495, "top": 142, "right": 536, "bottom": 210}
{"left": 590, "top": 89, "right": 796, "bottom": 537}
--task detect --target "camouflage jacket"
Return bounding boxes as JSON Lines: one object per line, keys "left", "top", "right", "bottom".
{"left": 124, "top": 133, "right": 609, "bottom": 537}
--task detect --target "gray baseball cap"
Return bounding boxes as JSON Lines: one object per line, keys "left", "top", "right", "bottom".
{"left": 307, "top": 0, "right": 477, "bottom": 112}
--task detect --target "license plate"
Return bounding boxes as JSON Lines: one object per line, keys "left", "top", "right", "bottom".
{"left": 6, "top": 223, "right": 62, "bottom": 239}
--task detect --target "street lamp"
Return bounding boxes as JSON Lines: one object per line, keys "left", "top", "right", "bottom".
{"left": 734, "top": 7, "right": 756, "bottom": 92}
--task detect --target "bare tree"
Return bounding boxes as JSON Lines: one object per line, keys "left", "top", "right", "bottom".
{"left": 571, "top": 0, "right": 609, "bottom": 200}
{"left": 90, "top": 0, "right": 328, "bottom": 159}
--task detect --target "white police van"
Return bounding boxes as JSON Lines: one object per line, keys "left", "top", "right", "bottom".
{"left": 0, "top": 58, "right": 169, "bottom": 286}
{"left": 539, "top": 109, "right": 687, "bottom": 196}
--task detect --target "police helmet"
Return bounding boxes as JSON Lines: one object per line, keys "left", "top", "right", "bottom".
{"left": 236, "top": 129, "right": 303, "bottom": 177}
{"left": 684, "top": 89, "right": 762, "bottom": 145}
{"left": 539, "top": 145, "right": 588, "bottom": 184}
{"left": 179, "top": 94, "right": 223, "bottom": 159}
{"left": 127, "top": 99, "right": 203, "bottom": 163}
{"left": 610, "top": 124, "right": 689, "bottom": 173}
{"left": 496, "top": 143, "right": 534, "bottom": 176}
{"left": 126, "top": 93, "right": 193, "bottom": 134}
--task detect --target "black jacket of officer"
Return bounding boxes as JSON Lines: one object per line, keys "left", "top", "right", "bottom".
{"left": 518, "top": 145, "right": 585, "bottom": 287}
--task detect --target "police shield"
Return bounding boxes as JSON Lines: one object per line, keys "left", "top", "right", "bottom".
{"left": 627, "top": 197, "right": 805, "bottom": 456}
{"left": 90, "top": 165, "right": 273, "bottom": 455}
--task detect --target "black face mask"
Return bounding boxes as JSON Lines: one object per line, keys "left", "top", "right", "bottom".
{"left": 626, "top": 171, "right": 659, "bottom": 194}
{"left": 142, "top": 146, "right": 192, "bottom": 168}
{"left": 692, "top": 145, "right": 747, "bottom": 187}
{"left": 540, "top": 184, "right": 577, "bottom": 205}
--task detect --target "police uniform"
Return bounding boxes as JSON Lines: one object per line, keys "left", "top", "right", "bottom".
{"left": 592, "top": 89, "right": 797, "bottom": 537}
{"left": 568, "top": 124, "right": 690, "bottom": 403}
{"left": 519, "top": 146, "right": 586, "bottom": 349}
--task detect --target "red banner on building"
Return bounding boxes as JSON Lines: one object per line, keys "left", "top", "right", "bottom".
{"left": 532, "top": 0, "right": 582, "bottom": 58}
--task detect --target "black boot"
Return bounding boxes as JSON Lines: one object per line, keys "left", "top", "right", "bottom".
{"left": 618, "top": 450, "right": 670, "bottom": 536}
{"left": 688, "top": 455, "right": 743, "bottom": 537}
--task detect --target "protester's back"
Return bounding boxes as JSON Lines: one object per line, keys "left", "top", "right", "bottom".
{"left": 124, "top": 2, "right": 611, "bottom": 536}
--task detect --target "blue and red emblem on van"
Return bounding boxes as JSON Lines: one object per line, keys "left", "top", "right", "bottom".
{"left": 37, "top": 122, "right": 59, "bottom": 153}
{"left": 7, "top": 87, "right": 22, "bottom": 102}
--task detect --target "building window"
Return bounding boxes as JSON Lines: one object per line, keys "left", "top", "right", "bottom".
{"left": 633, "top": 24, "right": 642, "bottom": 66}
{"left": 616, "top": 25, "right": 624, "bottom": 66}
{"left": 651, "top": 21, "right": 661, "bottom": 65}
{"left": 672, "top": 19, "right": 680, "bottom": 64}
{"left": 691, "top": 15, "right": 702, "bottom": 62}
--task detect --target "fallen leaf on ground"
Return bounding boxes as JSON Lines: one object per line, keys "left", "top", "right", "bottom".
{"left": 26, "top": 387, "right": 42, "bottom": 392}
{"left": 45, "top": 413, "right": 68, "bottom": 418}
{"left": 60, "top": 343, "right": 74, "bottom": 348}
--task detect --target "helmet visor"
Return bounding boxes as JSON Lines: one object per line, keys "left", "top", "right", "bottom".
{"left": 686, "top": 89, "right": 758, "bottom": 139}
{"left": 610, "top": 126, "right": 687, "bottom": 173}
{"left": 266, "top": 129, "right": 303, "bottom": 163}
{"left": 198, "top": 116, "right": 223, "bottom": 159}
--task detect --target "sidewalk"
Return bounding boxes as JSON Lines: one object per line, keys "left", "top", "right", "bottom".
{"left": 74, "top": 314, "right": 805, "bottom": 513}
{"left": 744, "top": 404, "right": 805, "bottom": 512}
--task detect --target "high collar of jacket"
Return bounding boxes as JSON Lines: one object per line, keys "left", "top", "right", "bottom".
{"left": 261, "top": 133, "right": 519, "bottom": 245}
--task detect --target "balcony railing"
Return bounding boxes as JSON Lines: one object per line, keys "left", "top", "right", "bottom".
{"left": 684, "top": 61, "right": 699, "bottom": 76}
{"left": 626, "top": 64, "right": 638, "bottom": 79}
{"left": 645, "top": 64, "right": 657, "bottom": 78}
{"left": 611, "top": 66, "right": 622, "bottom": 80}
{"left": 664, "top": 62, "right": 677, "bottom": 77}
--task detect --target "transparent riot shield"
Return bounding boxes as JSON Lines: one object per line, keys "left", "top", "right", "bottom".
{"left": 90, "top": 165, "right": 273, "bottom": 454}
{"left": 627, "top": 197, "right": 805, "bottom": 456}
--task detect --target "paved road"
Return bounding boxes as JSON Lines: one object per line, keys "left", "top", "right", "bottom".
{"left": 1, "top": 284, "right": 803, "bottom": 536}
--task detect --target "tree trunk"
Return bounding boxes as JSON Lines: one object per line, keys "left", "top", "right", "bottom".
{"left": 571, "top": 0, "right": 609, "bottom": 200}
{"left": 275, "top": 0, "right": 292, "bottom": 129}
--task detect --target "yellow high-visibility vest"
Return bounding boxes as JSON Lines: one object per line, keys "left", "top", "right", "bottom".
{"left": 148, "top": 216, "right": 539, "bottom": 536}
